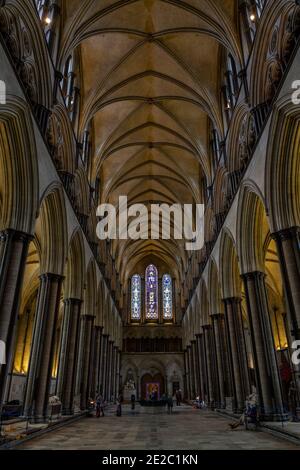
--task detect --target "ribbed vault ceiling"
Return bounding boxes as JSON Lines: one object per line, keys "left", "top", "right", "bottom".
{"left": 59, "top": 0, "right": 240, "bottom": 285}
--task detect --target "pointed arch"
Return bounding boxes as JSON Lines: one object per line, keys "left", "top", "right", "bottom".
{"left": 84, "top": 258, "right": 97, "bottom": 316}
{"left": 0, "top": 2, "right": 52, "bottom": 108}
{"left": 219, "top": 229, "right": 241, "bottom": 299}
{"left": 265, "top": 97, "right": 300, "bottom": 232}
{"left": 0, "top": 97, "right": 38, "bottom": 234}
{"left": 207, "top": 258, "right": 224, "bottom": 315}
{"left": 39, "top": 184, "right": 68, "bottom": 275}
{"left": 47, "top": 103, "right": 76, "bottom": 173}
{"left": 64, "top": 229, "right": 85, "bottom": 300}
{"left": 74, "top": 166, "right": 90, "bottom": 215}
{"left": 199, "top": 279, "right": 209, "bottom": 327}
{"left": 237, "top": 182, "right": 267, "bottom": 274}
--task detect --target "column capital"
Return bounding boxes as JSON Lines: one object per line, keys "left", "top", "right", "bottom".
{"left": 55, "top": 70, "right": 63, "bottom": 81}
{"left": 223, "top": 297, "right": 242, "bottom": 306}
{"left": 211, "top": 313, "right": 225, "bottom": 320}
{"left": 39, "top": 273, "right": 65, "bottom": 282}
{"left": 94, "top": 325, "right": 102, "bottom": 332}
{"left": 271, "top": 226, "right": 300, "bottom": 242}
{"left": 241, "top": 271, "right": 266, "bottom": 282}
{"left": 202, "top": 324, "right": 212, "bottom": 331}
{"left": 63, "top": 298, "right": 82, "bottom": 307}
{"left": 0, "top": 228, "right": 34, "bottom": 243}
{"left": 82, "top": 314, "right": 95, "bottom": 321}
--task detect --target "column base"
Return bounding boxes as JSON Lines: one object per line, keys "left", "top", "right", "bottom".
{"left": 225, "top": 396, "right": 244, "bottom": 414}
{"left": 62, "top": 408, "right": 74, "bottom": 416}
{"left": 259, "top": 413, "right": 289, "bottom": 422}
{"left": 28, "top": 415, "right": 48, "bottom": 424}
{"left": 215, "top": 402, "right": 226, "bottom": 410}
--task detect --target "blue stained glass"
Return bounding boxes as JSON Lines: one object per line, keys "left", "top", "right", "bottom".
{"left": 163, "top": 274, "right": 173, "bottom": 320}
{"left": 145, "top": 264, "right": 158, "bottom": 320}
{"left": 131, "top": 274, "right": 141, "bottom": 320}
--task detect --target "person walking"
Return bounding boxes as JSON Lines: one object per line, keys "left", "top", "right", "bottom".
{"left": 131, "top": 394, "right": 136, "bottom": 411}
{"left": 116, "top": 398, "right": 122, "bottom": 417}
{"left": 96, "top": 394, "right": 105, "bottom": 418}
{"left": 176, "top": 389, "right": 182, "bottom": 406}
{"left": 167, "top": 395, "right": 173, "bottom": 414}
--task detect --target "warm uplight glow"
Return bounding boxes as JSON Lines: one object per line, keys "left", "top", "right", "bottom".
{"left": 45, "top": 17, "right": 52, "bottom": 25}
{"left": 250, "top": 14, "right": 256, "bottom": 22}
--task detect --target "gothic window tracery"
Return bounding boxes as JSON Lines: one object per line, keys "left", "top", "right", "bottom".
{"left": 130, "top": 267, "right": 173, "bottom": 322}
{"left": 131, "top": 274, "right": 141, "bottom": 321}
{"left": 145, "top": 264, "right": 158, "bottom": 320}
{"left": 162, "top": 274, "right": 173, "bottom": 320}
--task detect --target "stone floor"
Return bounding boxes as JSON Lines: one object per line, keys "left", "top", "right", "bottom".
{"left": 18, "top": 404, "right": 299, "bottom": 450}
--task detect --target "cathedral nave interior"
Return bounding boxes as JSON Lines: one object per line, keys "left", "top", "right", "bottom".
{"left": 0, "top": 0, "right": 299, "bottom": 451}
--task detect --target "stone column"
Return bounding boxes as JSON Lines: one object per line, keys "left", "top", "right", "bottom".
{"left": 97, "top": 331, "right": 104, "bottom": 394}
{"left": 74, "top": 315, "right": 85, "bottom": 399}
{"left": 242, "top": 272, "right": 286, "bottom": 420}
{"left": 114, "top": 349, "right": 118, "bottom": 399}
{"left": 110, "top": 341, "right": 115, "bottom": 400}
{"left": 107, "top": 341, "right": 114, "bottom": 401}
{"left": 116, "top": 350, "right": 121, "bottom": 397}
{"left": 101, "top": 335, "right": 108, "bottom": 398}
{"left": 91, "top": 326, "right": 102, "bottom": 397}
{"left": 223, "top": 298, "right": 249, "bottom": 412}
{"left": 272, "top": 227, "right": 300, "bottom": 340}
{"left": 199, "top": 333, "right": 208, "bottom": 400}
{"left": 80, "top": 315, "right": 94, "bottom": 410}
{"left": 137, "top": 374, "right": 140, "bottom": 400}
{"left": 184, "top": 350, "right": 191, "bottom": 400}
{"left": 202, "top": 325, "right": 214, "bottom": 406}
{"left": 115, "top": 347, "right": 120, "bottom": 399}
{"left": 0, "top": 229, "right": 32, "bottom": 404}
{"left": 23, "top": 274, "right": 63, "bottom": 421}
{"left": 110, "top": 345, "right": 116, "bottom": 401}
{"left": 211, "top": 314, "right": 227, "bottom": 409}
{"left": 56, "top": 298, "right": 82, "bottom": 415}
{"left": 187, "top": 345, "right": 194, "bottom": 399}
{"left": 191, "top": 340, "right": 199, "bottom": 396}
{"left": 105, "top": 340, "right": 112, "bottom": 400}
{"left": 196, "top": 334, "right": 205, "bottom": 400}
{"left": 272, "top": 227, "right": 300, "bottom": 408}
{"left": 87, "top": 323, "right": 97, "bottom": 399}
{"left": 112, "top": 346, "right": 117, "bottom": 400}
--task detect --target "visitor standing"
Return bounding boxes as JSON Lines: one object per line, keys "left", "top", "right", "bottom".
{"left": 167, "top": 395, "right": 173, "bottom": 414}
{"left": 131, "top": 394, "right": 136, "bottom": 411}
{"left": 96, "top": 394, "right": 105, "bottom": 418}
{"left": 116, "top": 398, "right": 122, "bottom": 417}
{"left": 176, "top": 389, "right": 182, "bottom": 406}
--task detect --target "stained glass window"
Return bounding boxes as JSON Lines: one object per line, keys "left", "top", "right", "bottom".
{"left": 162, "top": 274, "right": 173, "bottom": 320}
{"left": 145, "top": 264, "right": 158, "bottom": 320}
{"left": 131, "top": 274, "right": 141, "bottom": 321}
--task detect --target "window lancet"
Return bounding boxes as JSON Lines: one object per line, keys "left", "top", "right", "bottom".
{"left": 131, "top": 274, "right": 141, "bottom": 321}
{"left": 162, "top": 274, "right": 173, "bottom": 320}
{"left": 145, "top": 264, "right": 158, "bottom": 320}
